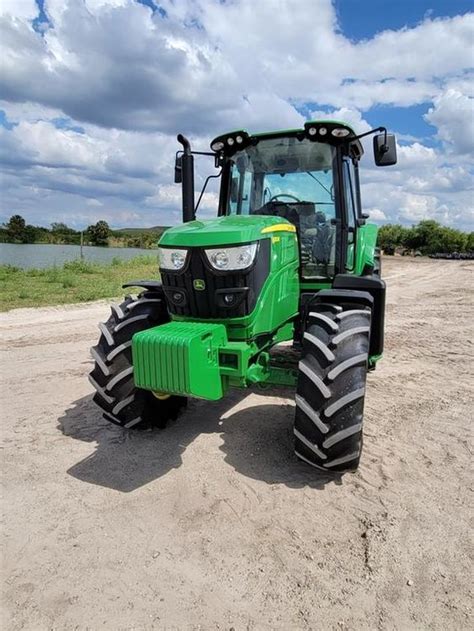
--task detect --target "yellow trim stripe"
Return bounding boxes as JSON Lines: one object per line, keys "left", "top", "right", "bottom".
{"left": 261, "top": 224, "right": 296, "bottom": 234}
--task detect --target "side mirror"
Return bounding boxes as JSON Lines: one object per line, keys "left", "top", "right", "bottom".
{"left": 373, "top": 133, "right": 397, "bottom": 166}
{"left": 174, "top": 155, "right": 182, "bottom": 183}
{"left": 230, "top": 177, "right": 239, "bottom": 203}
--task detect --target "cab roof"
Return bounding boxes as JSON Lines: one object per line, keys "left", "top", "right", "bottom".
{"left": 210, "top": 119, "right": 363, "bottom": 159}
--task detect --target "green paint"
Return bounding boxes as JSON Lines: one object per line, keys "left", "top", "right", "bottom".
{"left": 135, "top": 215, "right": 381, "bottom": 399}
{"left": 369, "top": 353, "right": 382, "bottom": 368}
{"left": 161, "top": 218, "right": 300, "bottom": 342}
{"left": 132, "top": 319, "right": 298, "bottom": 399}
{"left": 355, "top": 223, "right": 378, "bottom": 275}
{"left": 159, "top": 214, "right": 291, "bottom": 248}
{"left": 131, "top": 120, "right": 384, "bottom": 400}
{"left": 132, "top": 321, "right": 227, "bottom": 400}
{"left": 299, "top": 281, "right": 332, "bottom": 291}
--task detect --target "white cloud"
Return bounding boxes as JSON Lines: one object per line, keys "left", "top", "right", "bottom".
{"left": 359, "top": 141, "right": 474, "bottom": 230}
{"left": 86, "top": 198, "right": 103, "bottom": 207}
{"left": 0, "top": 0, "right": 38, "bottom": 20}
{"left": 395, "top": 142, "right": 438, "bottom": 169}
{"left": 0, "top": 0, "right": 473, "bottom": 229}
{"left": 349, "top": 15, "right": 474, "bottom": 80}
{"left": 366, "top": 208, "right": 387, "bottom": 222}
{"left": 1, "top": 2, "right": 472, "bottom": 131}
{"left": 424, "top": 89, "right": 474, "bottom": 154}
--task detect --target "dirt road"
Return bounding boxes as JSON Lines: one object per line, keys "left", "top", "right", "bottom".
{"left": 1, "top": 257, "right": 472, "bottom": 630}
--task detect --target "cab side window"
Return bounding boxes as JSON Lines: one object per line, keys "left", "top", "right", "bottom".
{"left": 228, "top": 170, "right": 252, "bottom": 215}
{"left": 344, "top": 159, "right": 357, "bottom": 230}
{"left": 343, "top": 158, "right": 358, "bottom": 269}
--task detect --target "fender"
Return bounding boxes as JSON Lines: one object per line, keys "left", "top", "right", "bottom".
{"left": 122, "top": 280, "right": 164, "bottom": 294}
{"left": 298, "top": 275, "right": 385, "bottom": 357}
{"left": 332, "top": 274, "right": 386, "bottom": 356}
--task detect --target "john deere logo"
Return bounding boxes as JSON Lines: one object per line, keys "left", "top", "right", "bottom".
{"left": 193, "top": 279, "right": 206, "bottom": 291}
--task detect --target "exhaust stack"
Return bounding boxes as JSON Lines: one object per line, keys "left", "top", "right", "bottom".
{"left": 177, "top": 134, "right": 195, "bottom": 223}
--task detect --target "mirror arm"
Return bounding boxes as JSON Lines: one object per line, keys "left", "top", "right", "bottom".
{"left": 352, "top": 126, "right": 385, "bottom": 140}
{"left": 353, "top": 127, "right": 390, "bottom": 155}
{"left": 352, "top": 126, "right": 387, "bottom": 146}
{"left": 177, "top": 149, "right": 217, "bottom": 158}
{"left": 190, "top": 150, "right": 216, "bottom": 157}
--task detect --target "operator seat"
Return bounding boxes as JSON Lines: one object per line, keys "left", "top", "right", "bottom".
{"left": 311, "top": 210, "right": 333, "bottom": 265}
{"left": 252, "top": 200, "right": 300, "bottom": 224}
{"left": 252, "top": 201, "right": 334, "bottom": 274}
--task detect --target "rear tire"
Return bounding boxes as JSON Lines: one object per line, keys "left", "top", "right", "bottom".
{"left": 294, "top": 302, "right": 371, "bottom": 472}
{"left": 89, "top": 291, "right": 187, "bottom": 429}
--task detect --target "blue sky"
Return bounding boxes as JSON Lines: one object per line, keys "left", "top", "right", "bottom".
{"left": 0, "top": 0, "right": 473, "bottom": 230}
{"left": 336, "top": 0, "right": 473, "bottom": 38}
{"left": 335, "top": 0, "right": 473, "bottom": 147}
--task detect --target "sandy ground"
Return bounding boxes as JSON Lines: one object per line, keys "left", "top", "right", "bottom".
{"left": 1, "top": 257, "right": 473, "bottom": 630}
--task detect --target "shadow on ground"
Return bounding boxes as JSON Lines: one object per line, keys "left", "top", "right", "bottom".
{"left": 58, "top": 389, "right": 341, "bottom": 493}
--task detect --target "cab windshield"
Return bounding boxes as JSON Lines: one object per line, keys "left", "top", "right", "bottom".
{"left": 227, "top": 136, "right": 337, "bottom": 278}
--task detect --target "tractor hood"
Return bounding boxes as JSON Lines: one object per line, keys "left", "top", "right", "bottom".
{"left": 158, "top": 215, "right": 294, "bottom": 248}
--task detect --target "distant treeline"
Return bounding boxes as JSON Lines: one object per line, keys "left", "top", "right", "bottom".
{"left": 0, "top": 215, "right": 167, "bottom": 249}
{"left": 378, "top": 220, "right": 473, "bottom": 255}
{"left": 2, "top": 214, "right": 473, "bottom": 256}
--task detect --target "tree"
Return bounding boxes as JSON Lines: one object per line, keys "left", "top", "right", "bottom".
{"left": 404, "top": 220, "right": 467, "bottom": 254}
{"left": 5, "top": 215, "right": 26, "bottom": 242}
{"left": 86, "top": 220, "right": 110, "bottom": 246}
{"left": 405, "top": 220, "right": 441, "bottom": 252}
{"left": 377, "top": 224, "right": 410, "bottom": 253}
{"left": 50, "top": 222, "right": 79, "bottom": 244}
{"left": 21, "top": 225, "right": 39, "bottom": 244}
{"left": 467, "top": 232, "right": 474, "bottom": 252}
{"left": 378, "top": 220, "right": 471, "bottom": 255}
{"left": 51, "top": 222, "right": 76, "bottom": 235}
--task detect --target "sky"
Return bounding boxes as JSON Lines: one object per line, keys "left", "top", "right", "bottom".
{"left": 0, "top": 0, "right": 473, "bottom": 230}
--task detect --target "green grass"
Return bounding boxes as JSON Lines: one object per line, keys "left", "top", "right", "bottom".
{"left": 0, "top": 255, "right": 159, "bottom": 311}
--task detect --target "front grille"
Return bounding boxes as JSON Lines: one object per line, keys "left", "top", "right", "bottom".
{"left": 161, "top": 240, "right": 270, "bottom": 319}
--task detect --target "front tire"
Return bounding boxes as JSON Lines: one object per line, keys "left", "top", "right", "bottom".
{"left": 89, "top": 291, "right": 186, "bottom": 429}
{"left": 294, "top": 302, "right": 371, "bottom": 472}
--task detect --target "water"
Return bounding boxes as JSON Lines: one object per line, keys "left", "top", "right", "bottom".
{"left": 0, "top": 243, "right": 157, "bottom": 270}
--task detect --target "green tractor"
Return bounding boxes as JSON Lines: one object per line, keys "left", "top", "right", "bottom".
{"left": 89, "top": 120, "right": 397, "bottom": 473}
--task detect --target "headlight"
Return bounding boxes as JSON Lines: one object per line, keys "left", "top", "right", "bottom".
{"left": 158, "top": 247, "right": 188, "bottom": 271}
{"left": 204, "top": 243, "right": 258, "bottom": 271}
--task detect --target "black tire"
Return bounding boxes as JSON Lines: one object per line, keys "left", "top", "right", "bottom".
{"left": 89, "top": 291, "right": 187, "bottom": 429}
{"left": 374, "top": 247, "right": 382, "bottom": 277}
{"left": 294, "top": 302, "right": 371, "bottom": 473}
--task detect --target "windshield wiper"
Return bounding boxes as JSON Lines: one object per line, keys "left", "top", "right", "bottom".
{"left": 306, "top": 171, "right": 333, "bottom": 198}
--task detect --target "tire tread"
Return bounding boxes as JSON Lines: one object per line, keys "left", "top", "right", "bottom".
{"left": 89, "top": 292, "right": 187, "bottom": 429}
{"left": 294, "top": 302, "right": 371, "bottom": 472}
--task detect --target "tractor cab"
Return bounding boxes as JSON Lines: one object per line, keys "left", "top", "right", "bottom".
{"left": 216, "top": 126, "right": 345, "bottom": 280}
{"left": 175, "top": 120, "right": 397, "bottom": 283}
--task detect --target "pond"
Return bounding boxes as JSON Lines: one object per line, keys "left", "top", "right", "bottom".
{"left": 0, "top": 243, "right": 158, "bottom": 270}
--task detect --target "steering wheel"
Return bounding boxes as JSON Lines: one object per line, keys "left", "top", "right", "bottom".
{"left": 269, "top": 193, "right": 302, "bottom": 203}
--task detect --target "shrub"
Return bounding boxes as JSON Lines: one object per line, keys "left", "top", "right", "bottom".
{"left": 63, "top": 259, "right": 96, "bottom": 273}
